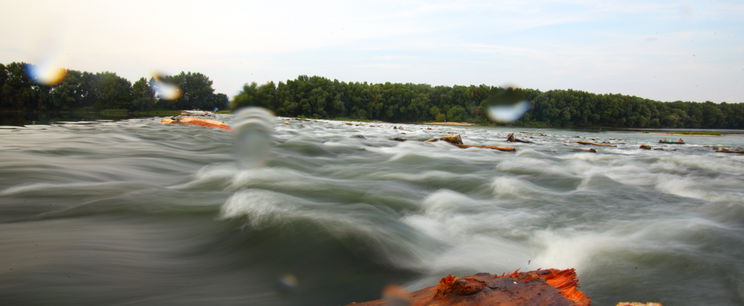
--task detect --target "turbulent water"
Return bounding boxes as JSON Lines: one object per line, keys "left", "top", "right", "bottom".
{"left": 1, "top": 115, "right": 744, "bottom": 305}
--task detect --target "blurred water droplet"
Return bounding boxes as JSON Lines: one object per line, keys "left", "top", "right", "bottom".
{"left": 382, "top": 284, "right": 412, "bottom": 306}
{"left": 24, "top": 62, "right": 67, "bottom": 86}
{"left": 484, "top": 86, "right": 531, "bottom": 123}
{"left": 25, "top": 31, "right": 69, "bottom": 86}
{"left": 278, "top": 273, "right": 298, "bottom": 289}
{"left": 149, "top": 73, "right": 182, "bottom": 100}
{"left": 488, "top": 101, "right": 530, "bottom": 123}
{"left": 232, "top": 107, "right": 275, "bottom": 168}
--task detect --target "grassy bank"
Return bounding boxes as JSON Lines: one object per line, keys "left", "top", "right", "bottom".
{"left": 669, "top": 131, "right": 722, "bottom": 136}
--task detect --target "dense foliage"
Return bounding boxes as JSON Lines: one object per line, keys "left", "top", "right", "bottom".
{"left": 0, "top": 62, "right": 227, "bottom": 114}
{"left": 233, "top": 75, "right": 744, "bottom": 129}
{"left": 2, "top": 61, "right": 742, "bottom": 129}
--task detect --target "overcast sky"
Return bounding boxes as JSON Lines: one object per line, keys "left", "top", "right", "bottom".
{"left": 1, "top": 0, "right": 743, "bottom": 102}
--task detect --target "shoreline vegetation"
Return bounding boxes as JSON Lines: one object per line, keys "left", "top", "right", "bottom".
{"left": 2, "top": 61, "right": 744, "bottom": 129}
{"left": 0, "top": 62, "right": 228, "bottom": 124}
{"left": 422, "top": 121, "right": 476, "bottom": 126}
{"left": 291, "top": 117, "right": 744, "bottom": 137}
{"left": 231, "top": 75, "right": 744, "bottom": 129}
{"left": 648, "top": 131, "right": 723, "bottom": 136}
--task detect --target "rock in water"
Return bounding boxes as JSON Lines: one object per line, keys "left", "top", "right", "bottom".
{"left": 349, "top": 268, "right": 590, "bottom": 306}
{"left": 425, "top": 134, "right": 464, "bottom": 145}
{"left": 572, "top": 148, "right": 598, "bottom": 153}
{"left": 506, "top": 133, "right": 533, "bottom": 143}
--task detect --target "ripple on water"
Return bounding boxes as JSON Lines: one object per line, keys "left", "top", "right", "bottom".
{"left": 2, "top": 118, "right": 744, "bottom": 305}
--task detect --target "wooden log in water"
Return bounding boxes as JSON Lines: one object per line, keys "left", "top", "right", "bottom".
{"left": 577, "top": 141, "right": 616, "bottom": 147}
{"left": 715, "top": 147, "right": 744, "bottom": 154}
{"left": 458, "top": 144, "right": 516, "bottom": 152}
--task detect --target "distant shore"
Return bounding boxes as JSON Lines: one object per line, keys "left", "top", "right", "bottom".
{"left": 646, "top": 132, "right": 739, "bottom": 137}
{"left": 422, "top": 121, "right": 476, "bottom": 126}
{"left": 629, "top": 129, "right": 744, "bottom": 136}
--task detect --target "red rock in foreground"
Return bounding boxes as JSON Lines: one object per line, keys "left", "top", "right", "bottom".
{"left": 349, "top": 268, "right": 590, "bottom": 306}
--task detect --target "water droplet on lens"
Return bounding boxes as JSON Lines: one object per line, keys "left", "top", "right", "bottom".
{"left": 232, "top": 107, "right": 275, "bottom": 168}
{"left": 149, "top": 73, "right": 182, "bottom": 100}
{"left": 279, "top": 273, "right": 298, "bottom": 288}
{"left": 25, "top": 33, "right": 69, "bottom": 86}
{"left": 488, "top": 101, "right": 530, "bottom": 123}
{"left": 484, "top": 85, "right": 531, "bottom": 123}
{"left": 25, "top": 62, "right": 67, "bottom": 86}
{"left": 276, "top": 273, "right": 299, "bottom": 294}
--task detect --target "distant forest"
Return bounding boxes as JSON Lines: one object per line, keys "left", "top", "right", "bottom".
{"left": 233, "top": 75, "right": 744, "bottom": 129}
{"left": 0, "top": 62, "right": 227, "bottom": 114}
{"left": 2, "top": 62, "right": 743, "bottom": 129}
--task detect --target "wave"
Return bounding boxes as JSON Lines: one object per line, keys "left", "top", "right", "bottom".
{"left": 221, "top": 189, "right": 442, "bottom": 270}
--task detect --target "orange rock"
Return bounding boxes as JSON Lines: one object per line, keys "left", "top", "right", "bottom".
{"left": 349, "top": 269, "right": 590, "bottom": 306}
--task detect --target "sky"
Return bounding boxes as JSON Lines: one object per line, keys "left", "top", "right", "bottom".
{"left": 1, "top": 0, "right": 743, "bottom": 103}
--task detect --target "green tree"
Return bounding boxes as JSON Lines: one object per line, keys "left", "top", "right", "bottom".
{"left": 89, "top": 72, "right": 133, "bottom": 110}
{"left": 163, "top": 72, "right": 218, "bottom": 110}
{"left": 129, "top": 77, "right": 155, "bottom": 111}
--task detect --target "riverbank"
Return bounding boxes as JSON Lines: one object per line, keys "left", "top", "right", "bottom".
{"left": 630, "top": 129, "right": 744, "bottom": 136}
{"left": 422, "top": 121, "right": 477, "bottom": 126}
{"left": 0, "top": 109, "right": 182, "bottom": 126}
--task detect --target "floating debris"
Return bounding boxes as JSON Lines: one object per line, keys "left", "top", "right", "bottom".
{"left": 425, "top": 134, "right": 463, "bottom": 145}
{"left": 577, "top": 141, "right": 616, "bottom": 147}
{"left": 161, "top": 116, "right": 230, "bottom": 131}
{"left": 507, "top": 133, "right": 533, "bottom": 143}
{"left": 425, "top": 134, "right": 516, "bottom": 152}
{"left": 714, "top": 147, "right": 744, "bottom": 154}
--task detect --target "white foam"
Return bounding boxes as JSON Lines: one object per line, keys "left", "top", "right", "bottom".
{"left": 401, "top": 189, "right": 548, "bottom": 273}
{"left": 530, "top": 229, "right": 626, "bottom": 270}
{"left": 427, "top": 235, "right": 531, "bottom": 273}
{"left": 490, "top": 176, "right": 529, "bottom": 198}
{"left": 220, "top": 189, "right": 299, "bottom": 226}
{"left": 370, "top": 170, "right": 461, "bottom": 182}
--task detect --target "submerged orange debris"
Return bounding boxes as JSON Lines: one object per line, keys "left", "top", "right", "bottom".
{"left": 161, "top": 117, "right": 231, "bottom": 131}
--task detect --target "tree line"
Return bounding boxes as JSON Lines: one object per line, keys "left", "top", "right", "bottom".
{"left": 232, "top": 75, "right": 744, "bottom": 129}
{"left": 2, "top": 62, "right": 742, "bottom": 129}
{"left": 0, "top": 62, "right": 228, "bottom": 114}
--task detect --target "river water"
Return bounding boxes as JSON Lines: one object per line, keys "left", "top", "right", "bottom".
{"left": 1, "top": 114, "right": 743, "bottom": 305}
